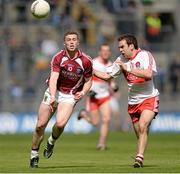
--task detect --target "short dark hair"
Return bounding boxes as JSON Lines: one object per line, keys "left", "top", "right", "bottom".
{"left": 118, "top": 34, "right": 138, "bottom": 49}
{"left": 64, "top": 31, "right": 79, "bottom": 41}
{"left": 99, "top": 43, "right": 110, "bottom": 50}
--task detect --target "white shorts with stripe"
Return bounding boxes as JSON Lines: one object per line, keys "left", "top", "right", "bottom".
{"left": 42, "top": 88, "right": 77, "bottom": 106}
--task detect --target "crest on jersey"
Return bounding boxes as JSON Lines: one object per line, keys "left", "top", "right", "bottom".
{"left": 67, "top": 64, "right": 74, "bottom": 71}
{"left": 135, "top": 62, "right": 140, "bottom": 68}
{"left": 76, "top": 67, "right": 83, "bottom": 75}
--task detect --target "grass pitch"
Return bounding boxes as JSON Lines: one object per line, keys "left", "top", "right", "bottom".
{"left": 0, "top": 132, "right": 180, "bottom": 173}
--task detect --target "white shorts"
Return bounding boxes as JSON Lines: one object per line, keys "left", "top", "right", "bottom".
{"left": 42, "top": 88, "right": 77, "bottom": 106}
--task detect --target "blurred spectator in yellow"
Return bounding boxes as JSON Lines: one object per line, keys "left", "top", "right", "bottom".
{"left": 145, "top": 13, "right": 162, "bottom": 42}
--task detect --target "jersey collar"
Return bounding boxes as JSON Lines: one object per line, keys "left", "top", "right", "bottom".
{"left": 130, "top": 48, "right": 141, "bottom": 60}
{"left": 97, "top": 56, "right": 109, "bottom": 64}
{"left": 62, "top": 49, "right": 82, "bottom": 59}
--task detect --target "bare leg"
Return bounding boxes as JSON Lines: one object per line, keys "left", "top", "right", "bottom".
{"left": 133, "top": 110, "right": 155, "bottom": 167}
{"left": 30, "top": 102, "right": 56, "bottom": 168}
{"left": 48, "top": 102, "right": 74, "bottom": 145}
{"left": 137, "top": 110, "right": 155, "bottom": 156}
{"left": 98, "top": 100, "right": 111, "bottom": 149}
{"left": 78, "top": 108, "right": 100, "bottom": 125}
{"left": 31, "top": 102, "right": 54, "bottom": 150}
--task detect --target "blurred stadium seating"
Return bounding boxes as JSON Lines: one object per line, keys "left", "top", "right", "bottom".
{"left": 0, "top": 0, "right": 179, "bottom": 132}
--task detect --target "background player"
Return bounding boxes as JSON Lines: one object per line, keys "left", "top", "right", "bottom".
{"left": 94, "top": 34, "right": 159, "bottom": 167}
{"left": 78, "top": 43, "right": 118, "bottom": 150}
{"left": 30, "top": 31, "right": 93, "bottom": 168}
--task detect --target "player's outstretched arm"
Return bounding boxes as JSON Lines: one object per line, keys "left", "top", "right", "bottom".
{"left": 93, "top": 70, "right": 112, "bottom": 81}
{"left": 49, "top": 72, "right": 59, "bottom": 97}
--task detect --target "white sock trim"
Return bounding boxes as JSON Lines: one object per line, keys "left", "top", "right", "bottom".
{"left": 48, "top": 135, "right": 56, "bottom": 145}
{"left": 31, "top": 150, "right": 39, "bottom": 159}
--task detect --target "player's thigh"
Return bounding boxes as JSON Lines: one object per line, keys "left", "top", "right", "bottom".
{"left": 99, "top": 100, "right": 111, "bottom": 122}
{"left": 37, "top": 102, "right": 53, "bottom": 127}
{"left": 56, "top": 102, "right": 74, "bottom": 127}
{"left": 90, "top": 109, "right": 100, "bottom": 125}
{"left": 139, "top": 109, "right": 155, "bottom": 129}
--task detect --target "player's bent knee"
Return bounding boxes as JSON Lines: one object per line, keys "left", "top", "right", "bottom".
{"left": 139, "top": 123, "right": 148, "bottom": 134}
{"left": 102, "top": 117, "right": 110, "bottom": 123}
{"left": 36, "top": 124, "right": 46, "bottom": 133}
{"left": 92, "top": 121, "right": 98, "bottom": 126}
{"left": 56, "top": 122, "right": 66, "bottom": 129}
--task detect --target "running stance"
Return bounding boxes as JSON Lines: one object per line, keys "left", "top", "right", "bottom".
{"left": 94, "top": 34, "right": 159, "bottom": 167}
{"left": 30, "top": 31, "right": 93, "bottom": 168}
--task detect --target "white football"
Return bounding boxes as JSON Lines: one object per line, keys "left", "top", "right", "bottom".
{"left": 31, "top": 0, "right": 50, "bottom": 18}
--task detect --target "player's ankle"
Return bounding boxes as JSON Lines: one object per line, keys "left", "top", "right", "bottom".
{"left": 48, "top": 134, "right": 57, "bottom": 145}
{"left": 31, "top": 148, "right": 39, "bottom": 159}
{"left": 135, "top": 154, "right": 144, "bottom": 162}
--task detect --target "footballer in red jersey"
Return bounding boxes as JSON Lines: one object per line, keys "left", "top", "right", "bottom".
{"left": 30, "top": 31, "right": 93, "bottom": 168}
{"left": 94, "top": 34, "right": 159, "bottom": 168}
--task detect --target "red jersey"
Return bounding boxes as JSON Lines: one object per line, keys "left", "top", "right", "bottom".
{"left": 50, "top": 49, "right": 93, "bottom": 94}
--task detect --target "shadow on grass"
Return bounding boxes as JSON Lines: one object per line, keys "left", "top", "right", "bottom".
{"left": 40, "top": 164, "right": 158, "bottom": 170}
{"left": 126, "top": 164, "right": 159, "bottom": 168}
{"left": 40, "top": 165, "right": 95, "bottom": 169}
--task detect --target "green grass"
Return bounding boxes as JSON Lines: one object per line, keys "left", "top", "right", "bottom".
{"left": 0, "top": 132, "right": 180, "bottom": 173}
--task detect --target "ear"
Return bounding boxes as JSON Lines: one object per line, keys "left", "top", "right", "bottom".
{"left": 77, "top": 41, "right": 80, "bottom": 46}
{"left": 129, "top": 44, "right": 134, "bottom": 50}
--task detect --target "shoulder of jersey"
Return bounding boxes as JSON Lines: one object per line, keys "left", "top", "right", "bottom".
{"left": 51, "top": 50, "right": 65, "bottom": 61}
{"left": 81, "top": 52, "right": 93, "bottom": 62}
{"left": 138, "top": 50, "right": 149, "bottom": 57}
{"left": 54, "top": 50, "right": 64, "bottom": 57}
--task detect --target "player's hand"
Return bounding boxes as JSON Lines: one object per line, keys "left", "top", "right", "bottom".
{"left": 49, "top": 96, "right": 55, "bottom": 112}
{"left": 74, "top": 91, "right": 85, "bottom": 100}
{"left": 111, "top": 83, "right": 119, "bottom": 92}
{"left": 115, "top": 60, "right": 127, "bottom": 71}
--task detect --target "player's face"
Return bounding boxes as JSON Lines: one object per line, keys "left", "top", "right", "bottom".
{"left": 64, "top": 34, "right": 79, "bottom": 52}
{"left": 118, "top": 40, "right": 133, "bottom": 59}
{"left": 99, "top": 45, "right": 111, "bottom": 60}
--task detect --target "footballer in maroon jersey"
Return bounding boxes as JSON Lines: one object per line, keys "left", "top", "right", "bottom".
{"left": 30, "top": 31, "right": 93, "bottom": 168}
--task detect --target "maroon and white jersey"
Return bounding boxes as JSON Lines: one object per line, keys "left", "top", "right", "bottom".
{"left": 50, "top": 49, "right": 93, "bottom": 95}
